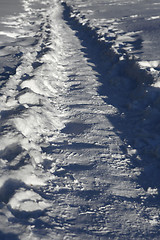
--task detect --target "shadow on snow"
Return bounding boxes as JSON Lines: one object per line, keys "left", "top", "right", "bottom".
{"left": 62, "top": 2, "right": 160, "bottom": 206}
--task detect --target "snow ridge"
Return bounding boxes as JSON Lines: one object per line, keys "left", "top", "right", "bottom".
{"left": 62, "top": 0, "right": 160, "bottom": 194}
{"left": 0, "top": 0, "right": 160, "bottom": 239}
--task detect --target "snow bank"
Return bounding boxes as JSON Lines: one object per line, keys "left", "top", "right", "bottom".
{"left": 0, "top": 0, "right": 160, "bottom": 238}
{"left": 62, "top": 0, "right": 160, "bottom": 195}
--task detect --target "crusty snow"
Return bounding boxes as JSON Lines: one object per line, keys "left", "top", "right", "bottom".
{"left": 0, "top": 0, "right": 160, "bottom": 239}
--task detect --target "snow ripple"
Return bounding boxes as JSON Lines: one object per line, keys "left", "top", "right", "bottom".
{"left": 0, "top": 0, "right": 160, "bottom": 239}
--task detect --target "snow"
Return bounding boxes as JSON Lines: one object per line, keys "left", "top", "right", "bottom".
{"left": 0, "top": 0, "right": 160, "bottom": 239}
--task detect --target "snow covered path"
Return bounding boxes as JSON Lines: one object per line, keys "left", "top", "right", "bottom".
{"left": 0, "top": 0, "right": 160, "bottom": 239}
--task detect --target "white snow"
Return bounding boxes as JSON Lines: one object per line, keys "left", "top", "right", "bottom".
{"left": 0, "top": 0, "right": 160, "bottom": 239}
{"left": 9, "top": 189, "right": 50, "bottom": 212}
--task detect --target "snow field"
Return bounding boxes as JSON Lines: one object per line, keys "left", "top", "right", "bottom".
{"left": 63, "top": 0, "right": 160, "bottom": 183}
{"left": 0, "top": 0, "right": 160, "bottom": 239}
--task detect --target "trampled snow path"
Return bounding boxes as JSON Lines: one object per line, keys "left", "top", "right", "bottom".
{"left": 0, "top": 0, "right": 160, "bottom": 239}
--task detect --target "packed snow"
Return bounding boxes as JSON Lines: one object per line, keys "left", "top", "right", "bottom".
{"left": 0, "top": 0, "right": 160, "bottom": 239}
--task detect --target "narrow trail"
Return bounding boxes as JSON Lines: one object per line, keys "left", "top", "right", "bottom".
{"left": 0, "top": 0, "right": 160, "bottom": 239}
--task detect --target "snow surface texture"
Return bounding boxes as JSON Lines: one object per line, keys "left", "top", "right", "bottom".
{"left": 0, "top": 0, "right": 160, "bottom": 239}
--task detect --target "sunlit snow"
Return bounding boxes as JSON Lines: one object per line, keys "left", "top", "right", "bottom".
{"left": 0, "top": 0, "right": 160, "bottom": 239}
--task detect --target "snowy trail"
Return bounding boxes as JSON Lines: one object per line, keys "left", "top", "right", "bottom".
{"left": 0, "top": 0, "right": 160, "bottom": 239}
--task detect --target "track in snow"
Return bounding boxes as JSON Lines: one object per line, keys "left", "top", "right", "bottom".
{"left": 0, "top": 0, "right": 160, "bottom": 239}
